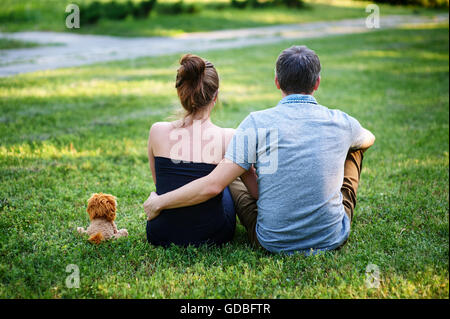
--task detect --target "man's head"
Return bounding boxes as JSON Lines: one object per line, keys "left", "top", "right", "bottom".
{"left": 275, "top": 45, "right": 321, "bottom": 95}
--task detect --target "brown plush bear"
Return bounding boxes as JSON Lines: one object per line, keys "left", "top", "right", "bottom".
{"left": 77, "top": 193, "right": 128, "bottom": 244}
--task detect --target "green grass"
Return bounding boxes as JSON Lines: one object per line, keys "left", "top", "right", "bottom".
{"left": 0, "top": 0, "right": 447, "bottom": 37}
{"left": 0, "top": 38, "right": 41, "bottom": 50}
{"left": 0, "top": 24, "right": 449, "bottom": 298}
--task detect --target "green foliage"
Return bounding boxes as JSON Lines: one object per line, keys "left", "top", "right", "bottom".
{"left": 231, "top": 0, "right": 249, "bottom": 8}
{"left": 80, "top": 1, "right": 103, "bottom": 25}
{"left": 276, "top": 0, "right": 305, "bottom": 8}
{"left": 367, "top": 0, "right": 449, "bottom": 8}
{"left": 0, "top": 25, "right": 448, "bottom": 298}
{"left": 131, "top": 0, "right": 157, "bottom": 19}
{"left": 156, "top": 1, "right": 202, "bottom": 15}
{"left": 78, "top": 0, "right": 157, "bottom": 25}
{"left": 231, "top": 0, "right": 304, "bottom": 9}
{"left": 103, "top": 1, "right": 130, "bottom": 20}
{"left": 0, "top": 2, "right": 38, "bottom": 23}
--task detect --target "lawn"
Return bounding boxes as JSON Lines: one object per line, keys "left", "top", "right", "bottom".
{"left": 0, "top": 24, "right": 449, "bottom": 298}
{"left": 0, "top": 0, "right": 447, "bottom": 37}
{"left": 0, "top": 38, "right": 41, "bottom": 50}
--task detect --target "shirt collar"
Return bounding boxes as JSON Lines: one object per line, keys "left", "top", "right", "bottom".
{"left": 278, "top": 94, "right": 318, "bottom": 106}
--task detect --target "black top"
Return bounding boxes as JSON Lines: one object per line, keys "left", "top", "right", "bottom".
{"left": 146, "top": 156, "right": 234, "bottom": 247}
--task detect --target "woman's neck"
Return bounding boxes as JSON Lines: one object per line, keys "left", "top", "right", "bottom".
{"left": 183, "top": 103, "right": 215, "bottom": 126}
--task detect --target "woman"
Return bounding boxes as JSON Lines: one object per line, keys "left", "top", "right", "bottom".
{"left": 146, "top": 54, "right": 238, "bottom": 247}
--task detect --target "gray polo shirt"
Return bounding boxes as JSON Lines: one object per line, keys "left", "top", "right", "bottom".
{"left": 225, "top": 94, "right": 366, "bottom": 254}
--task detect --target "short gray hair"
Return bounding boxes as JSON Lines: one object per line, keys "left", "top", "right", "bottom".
{"left": 275, "top": 45, "right": 321, "bottom": 94}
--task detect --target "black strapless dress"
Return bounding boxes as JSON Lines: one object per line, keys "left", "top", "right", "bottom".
{"left": 146, "top": 156, "right": 236, "bottom": 247}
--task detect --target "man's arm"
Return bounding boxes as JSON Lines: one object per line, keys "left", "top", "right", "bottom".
{"left": 347, "top": 114, "right": 376, "bottom": 151}
{"left": 144, "top": 159, "right": 246, "bottom": 220}
{"left": 351, "top": 127, "right": 375, "bottom": 151}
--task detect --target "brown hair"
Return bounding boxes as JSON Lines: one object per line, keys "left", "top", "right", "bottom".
{"left": 175, "top": 54, "right": 219, "bottom": 122}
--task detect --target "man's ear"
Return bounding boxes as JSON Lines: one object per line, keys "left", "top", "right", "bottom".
{"left": 275, "top": 76, "right": 281, "bottom": 90}
{"left": 313, "top": 76, "right": 321, "bottom": 92}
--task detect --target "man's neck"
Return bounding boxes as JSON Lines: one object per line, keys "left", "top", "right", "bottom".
{"left": 281, "top": 91, "right": 314, "bottom": 98}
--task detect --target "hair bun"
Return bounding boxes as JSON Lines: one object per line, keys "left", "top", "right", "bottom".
{"left": 178, "top": 54, "right": 206, "bottom": 82}
{"left": 175, "top": 53, "right": 219, "bottom": 122}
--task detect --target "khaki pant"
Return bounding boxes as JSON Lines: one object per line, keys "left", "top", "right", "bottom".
{"left": 228, "top": 150, "right": 364, "bottom": 249}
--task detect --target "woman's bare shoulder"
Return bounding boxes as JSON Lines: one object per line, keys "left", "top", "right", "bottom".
{"left": 149, "top": 121, "right": 180, "bottom": 135}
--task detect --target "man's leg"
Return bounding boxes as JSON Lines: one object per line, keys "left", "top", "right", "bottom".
{"left": 228, "top": 178, "right": 262, "bottom": 248}
{"left": 341, "top": 149, "right": 364, "bottom": 222}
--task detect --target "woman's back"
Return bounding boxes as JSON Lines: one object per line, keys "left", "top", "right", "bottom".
{"left": 147, "top": 156, "right": 234, "bottom": 247}
{"left": 149, "top": 120, "right": 234, "bottom": 164}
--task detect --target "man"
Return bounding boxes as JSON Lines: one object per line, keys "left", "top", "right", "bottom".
{"left": 144, "top": 45, "right": 375, "bottom": 255}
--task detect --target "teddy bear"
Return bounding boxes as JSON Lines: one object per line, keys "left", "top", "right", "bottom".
{"left": 77, "top": 193, "right": 128, "bottom": 244}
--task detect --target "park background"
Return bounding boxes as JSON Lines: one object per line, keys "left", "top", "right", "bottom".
{"left": 0, "top": 0, "right": 448, "bottom": 298}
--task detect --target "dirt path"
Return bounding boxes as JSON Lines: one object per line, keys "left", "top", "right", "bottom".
{"left": 0, "top": 14, "right": 447, "bottom": 77}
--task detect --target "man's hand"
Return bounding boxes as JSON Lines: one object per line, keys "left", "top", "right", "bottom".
{"left": 241, "top": 165, "right": 258, "bottom": 200}
{"left": 143, "top": 192, "right": 161, "bottom": 221}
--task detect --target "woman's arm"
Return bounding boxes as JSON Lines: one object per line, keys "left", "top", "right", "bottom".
{"left": 144, "top": 159, "right": 246, "bottom": 220}
{"left": 148, "top": 123, "right": 164, "bottom": 186}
